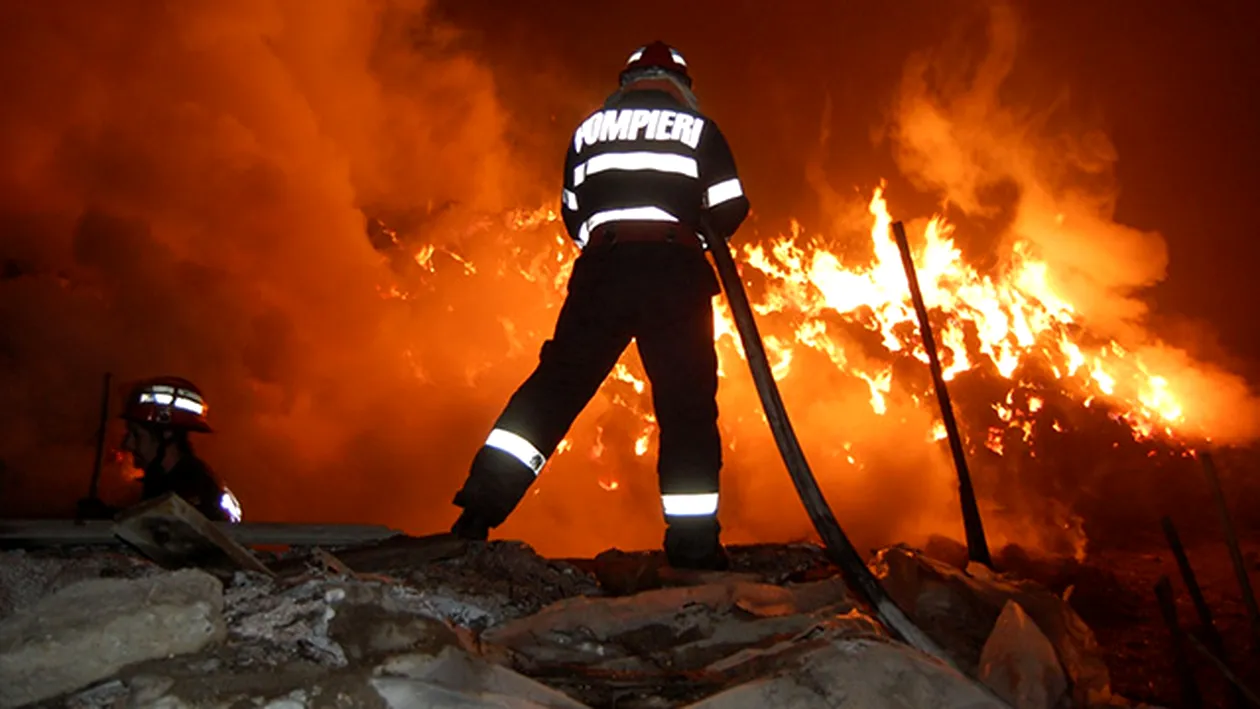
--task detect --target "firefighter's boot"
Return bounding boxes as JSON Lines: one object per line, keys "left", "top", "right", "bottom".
{"left": 664, "top": 517, "right": 729, "bottom": 571}
{"left": 450, "top": 508, "right": 492, "bottom": 540}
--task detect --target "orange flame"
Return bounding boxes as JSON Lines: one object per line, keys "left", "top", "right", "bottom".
{"left": 381, "top": 180, "right": 1225, "bottom": 559}
{"left": 709, "top": 185, "right": 1187, "bottom": 440}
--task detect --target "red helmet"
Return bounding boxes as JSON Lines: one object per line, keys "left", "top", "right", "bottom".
{"left": 121, "top": 376, "right": 212, "bottom": 433}
{"left": 621, "top": 41, "right": 691, "bottom": 87}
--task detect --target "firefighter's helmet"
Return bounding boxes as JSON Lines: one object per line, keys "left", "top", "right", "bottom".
{"left": 621, "top": 41, "right": 691, "bottom": 88}
{"left": 121, "top": 376, "right": 213, "bottom": 433}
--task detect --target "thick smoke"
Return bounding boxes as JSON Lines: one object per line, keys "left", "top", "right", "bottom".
{"left": 0, "top": 0, "right": 532, "bottom": 527}
{"left": 885, "top": 1, "right": 1260, "bottom": 443}
{"left": 0, "top": 0, "right": 973, "bottom": 557}
{"left": 5, "top": 0, "right": 1254, "bottom": 559}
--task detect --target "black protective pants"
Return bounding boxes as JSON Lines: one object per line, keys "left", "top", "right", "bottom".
{"left": 452, "top": 240, "right": 723, "bottom": 530}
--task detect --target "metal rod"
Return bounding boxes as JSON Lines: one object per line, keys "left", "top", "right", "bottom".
{"left": 1185, "top": 632, "right": 1260, "bottom": 706}
{"left": 87, "top": 372, "right": 113, "bottom": 502}
{"left": 1163, "top": 515, "right": 1246, "bottom": 708}
{"left": 1199, "top": 449, "right": 1260, "bottom": 649}
{"left": 891, "top": 221, "right": 991, "bottom": 566}
{"left": 1155, "top": 575, "right": 1204, "bottom": 709}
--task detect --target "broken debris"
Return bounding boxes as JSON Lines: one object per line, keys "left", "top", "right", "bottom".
{"left": 113, "top": 492, "right": 272, "bottom": 575}
{"left": 873, "top": 544, "right": 1112, "bottom": 707}
{"left": 688, "top": 638, "right": 1008, "bottom": 709}
{"left": 979, "top": 599, "right": 1069, "bottom": 709}
{"left": 0, "top": 568, "right": 225, "bottom": 708}
{"left": 0, "top": 534, "right": 1158, "bottom": 709}
{"left": 481, "top": 576, "right": 857, "bottom": 673}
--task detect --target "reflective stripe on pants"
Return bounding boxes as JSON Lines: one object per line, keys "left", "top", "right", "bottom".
{"left": 662, "top": 492, "right": 719, "bottom": 518}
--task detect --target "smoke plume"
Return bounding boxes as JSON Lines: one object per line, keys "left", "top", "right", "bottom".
{"left": 0, "top": 0, "right": 531, "bottom": 527}
{"left": 885, "top": 1, "right": 1260, "bottom": 443}
{"left": 3, "top": 0, "right": 1255, "bottom": 560}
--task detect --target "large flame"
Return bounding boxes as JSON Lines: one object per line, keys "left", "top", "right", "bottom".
{"left": 376, "top": 180, "right": 1230, "bottom": 559}
{"left": 734, "top": 185, "right": 1186, "bottom": 442}
{"left": 4, "top": 0, "right": 1256, "bottom": 560}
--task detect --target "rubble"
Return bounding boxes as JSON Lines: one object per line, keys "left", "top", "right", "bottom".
{"left": 373, "top": 648, "right": 591, "bottom": 709}
{"left": 688, "top": 638, "right": 1008, "bottom": 709}
{"left": 0, "top": 537, "right": 1152, "bottom": 709}
{"left": 873, "top": 544, "right": 1112, "bottom": 707}
{"left": 481, "top": 576, "right": 858, "bottom": 671}
{"left": 0, "top": 568, "right": 225, "bottom": 708}
{"left": 113, "top": 493, "right": 272, "bottom": 575}
{"left": 404, "top": 540, "right": 602, "bottom": 623}
{"left": 0, "top": 549, "right": 159, "bottom": 619}
{"left": 978, "top": 600, "right": 1069, "bottom": 709}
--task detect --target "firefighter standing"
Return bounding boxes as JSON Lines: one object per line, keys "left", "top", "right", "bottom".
{"left": 116, "top": 376, "right": 241, "bottom": 522}
{"left": 450, "top": 41, "right": 750, "bottom": 569}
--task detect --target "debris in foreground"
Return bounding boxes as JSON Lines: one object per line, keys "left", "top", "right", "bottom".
{"left": 0, "top": 537, "right": 1163, "bottom": 709}
{"left": 112, "top": 493, "right": 272, "bottom": 575}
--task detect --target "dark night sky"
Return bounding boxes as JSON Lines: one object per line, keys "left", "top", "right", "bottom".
{"left": 436, "top": 0, "right": 1260, "bottom": 377}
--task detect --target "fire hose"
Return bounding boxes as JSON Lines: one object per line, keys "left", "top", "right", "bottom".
{"left": 701, "top": 220, "right": 955, "bottom": 667}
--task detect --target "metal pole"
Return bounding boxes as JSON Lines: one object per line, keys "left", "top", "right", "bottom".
{"left": 1155, "top": 575, "right": 1204, "bottom": 709}
{"left": 891, "top": 221, "right": 991, "bottom": 566}
{"left": 1199, "top": 449, "right": 1260, "bottom": 649}
{"left": 1185, "top": 633, "right": 1260, "bottom": 706}
{"left": 87, "top": 372, "right": 113, "bottom": 503}
{"left": 1162, "top": 515, "right": 1246, "bottom": 708}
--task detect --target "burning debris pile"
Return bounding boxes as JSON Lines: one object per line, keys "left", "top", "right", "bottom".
{"left": 0, "top": 532, "right": 1151, "bottom": 709}
{"left": 370, "top": 183, "right": 1259, "bottom": 558}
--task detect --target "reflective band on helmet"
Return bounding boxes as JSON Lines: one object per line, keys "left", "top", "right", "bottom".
{"left": 576, "top": 206, "right": 678, "bottom": 247}
{"left": 575, "top": 151, "right": 698, "bottom": 186}
{"left": 172, "top": 397, "right": 205, "bottom": 414}
{"left": 627, "top": 48, "right": 645, "bottom": 63}
{"left": 562, "top": 188, "right": 578, "bottom": 211}
{"left": 662, "top": 492, "right": 719, "bottom": 517}
{"left": 220, "top": 488, "right": 242, "bottom": 523}
{"left": 485, "top": 428, "right": 547, "bottom": 475}
{"left": 705, "top": 178, "right": 744, "bottom": 208}
{"left": 139, "top": 391, "right": 205, "bottom": 415}
{"left": 669, "top": 49, "right": 687, "bottom": 66}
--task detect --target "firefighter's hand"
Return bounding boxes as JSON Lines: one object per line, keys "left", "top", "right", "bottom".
{"left": 75, "top": 497, "right": 118, "bottom": 520}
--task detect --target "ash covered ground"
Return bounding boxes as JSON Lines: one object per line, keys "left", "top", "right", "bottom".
{"left": 2, "top": 531, "right": 1257, "bottom": 708}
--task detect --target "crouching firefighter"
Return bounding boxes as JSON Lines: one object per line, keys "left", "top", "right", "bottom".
{"left": 450, "top": 41, "right": 750, "bottom": 569}
{"left": 119, "top": 376, "right": 242, "bottom": 523}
